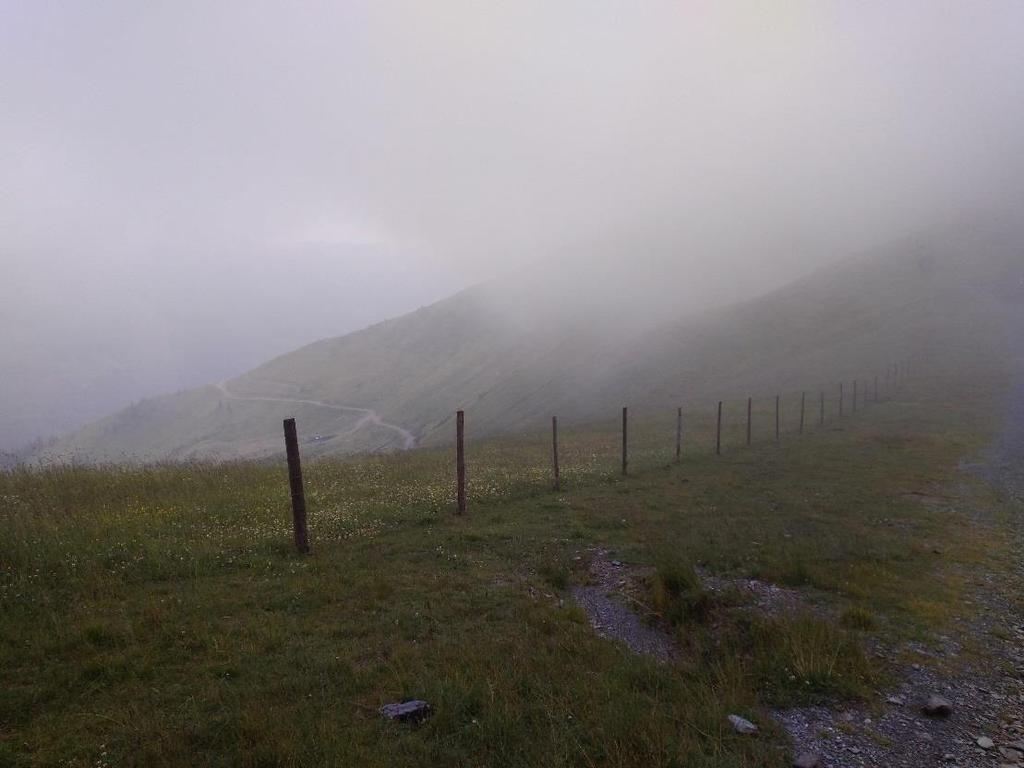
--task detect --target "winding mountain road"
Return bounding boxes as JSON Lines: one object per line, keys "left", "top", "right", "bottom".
{"left": 215, "top": 381, "right": 417, "bottom": 450}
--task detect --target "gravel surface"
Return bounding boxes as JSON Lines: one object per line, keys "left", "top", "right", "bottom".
{"left": 570, "top": 550, "right": 679, "bottom": 662}
{"left": 776, "top": 298, "right": 1024, "bottom": 767}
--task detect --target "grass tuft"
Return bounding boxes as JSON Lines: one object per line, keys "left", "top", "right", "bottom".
{"left": 840, "top": 606, "right": 879, "bottom": 631}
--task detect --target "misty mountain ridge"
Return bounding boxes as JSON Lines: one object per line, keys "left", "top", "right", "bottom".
{"left": 35, "top": 226, "right": 1023, "bottom": 465}
{"left": 0, "top": 242, "right": 461, "bottom": 453}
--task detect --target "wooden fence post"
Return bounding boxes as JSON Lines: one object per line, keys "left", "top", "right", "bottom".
{"left": 716, "top": 401, "right": 723, "bottom": 456}
{"left": 675, "top": 407, "right": 682, "bottom": 464}
{"left": 746, "top": 397, "right": 752, "bottom": 447}
{"left": 775, "top": 395, "right": 780, "bottom": 443}
{"left": 799, "top": 391, "right": 806, "bottom": 434}
{"left": 552, "top": 416, "right": 560, "bottom": 491}
{"left": 820, "top": 391, "right": 825, "bottom": 426}
{"left": 839, "top": 382, "right": 844, "bottom": 417}
{"left": 621, "top": 406, "right": 628, "bottom": 476}
{"left": 282, "top": 418, "right": 311, "bottom": 555}
{"left": 456, "top": 410, "right": 466, "bottom": 514}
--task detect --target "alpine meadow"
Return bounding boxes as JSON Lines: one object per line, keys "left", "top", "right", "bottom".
{"left": 3, "top": 3, "right": 1024, "bottom": 767}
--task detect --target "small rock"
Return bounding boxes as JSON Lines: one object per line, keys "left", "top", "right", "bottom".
{"left": 380, "top": 700, "right": 432, "bottom": 724}
{"left": 999, "top": 746, "right": 1023, "bottom": 761}
{"left": 611, "top": 560, "right": 622, "bottom": 567}
{"left": 923, "top": 696, "right": 954, "bottom": 717}
{"left": 793, "top": 753, "right": 822, "bottom": 768}
{"left": 728, "top": 714, "right": 758, "bottom": 735}
{"left": 887, "top": 695, "right": 906, "bottom": 706}
{"left": 977, "top": 736, "right": 995, "bottom": 749}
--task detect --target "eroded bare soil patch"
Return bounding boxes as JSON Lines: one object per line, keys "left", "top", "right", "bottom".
{"left": 570, "top": 549, "right": 679, "bottom": 662}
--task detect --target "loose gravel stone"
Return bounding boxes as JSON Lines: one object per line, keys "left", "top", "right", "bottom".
{"left": 728, "top": 714, "right": 758, "bottom": 735}
{"left": 923, "top": 696, "right": 954, "bottom": 717}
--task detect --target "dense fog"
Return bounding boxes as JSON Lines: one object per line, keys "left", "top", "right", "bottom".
{"left": 3, "top": 1, "right": 1023, "bottom": 451}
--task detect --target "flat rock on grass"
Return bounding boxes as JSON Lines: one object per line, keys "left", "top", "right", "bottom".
{"left": 380, "top": 700, "right": 432, "bottom": 724}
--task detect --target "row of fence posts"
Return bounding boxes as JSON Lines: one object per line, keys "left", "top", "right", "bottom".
{"left": 281, "top": 360, "right": 913, "bottom": 549}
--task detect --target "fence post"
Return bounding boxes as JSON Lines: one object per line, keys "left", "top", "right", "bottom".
{"left": 746, "top": 397, "right": 752, "bottom": 447}
{"left": 839, "top": 382, "right": 844, "bottom": 417}
{"left": 820, "top": 391, "right": 825, "bottom": 426}
{"left": 621, "top": 406, "right": 628, "bottom": 476}
{"left": 282, "top": 418, "right": 311, "bottom": 555}
{"left": 552, "top": 416, "right": 560, "bottom": 491}
{"left": 716, "top": 401, "right": 723, "bottom": 456}
{"left": 456, "top": 410, "right": 466, "bottom": 514}
{"left": 853, "top": 380, "right": 858, "bottom": 413}
{"left": 675, "top": 407, "right": 682, "bottom": 464}
{"left": 799, "top": 391, "right": 806, "bottom": 434}
{"left": 874, "top": 375, "right": 879, "bottom": 403}
{"left": 775, "top": 395, "right": 780, "bottom": 443}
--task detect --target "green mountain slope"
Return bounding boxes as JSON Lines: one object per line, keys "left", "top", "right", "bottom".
{"left": 40, "top": 229, "right": 1022, "bottom": 464}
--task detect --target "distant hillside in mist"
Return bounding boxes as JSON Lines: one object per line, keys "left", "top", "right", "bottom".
{"left": 37, "top": 229, "right": 1023, "bottom": 464}
{"left": 0, "top": 243, "right": 460, "bottom": 454}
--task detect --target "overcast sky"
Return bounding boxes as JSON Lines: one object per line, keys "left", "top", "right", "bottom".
{"left": 2, "top": 1, "right": 1023, "bottom": 450}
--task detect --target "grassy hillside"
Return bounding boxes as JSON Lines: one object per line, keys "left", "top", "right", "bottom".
{"left": 3, "top": 356, "right": 1021, "bottom": 765}
{"left": 39, "top": 229, "right": 1022, "bottom": 464}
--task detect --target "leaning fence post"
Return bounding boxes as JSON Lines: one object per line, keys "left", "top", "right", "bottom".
{"left": 775, "top": 395, "right": 780, "bottom": 443}
{"left": 675, "top": 407, "right": 682, "bottom": 464}
{"left": 799, "top": 391, "right": 806, "bottom": 434}
{"left": 621, "top": 406, "right": 628, "bottom": 476}
{"left": 282, "top": 418, "right": 311, "bottom": 555}
{"left": 551, "top": 416, "right": 560, "bottom": 491}
{"left": 456, "top": 410, "right": 466, "bottom": 514}
{"left": 716, "top": 401, "right": 723, "bottom": 455}
{"left": 746, "top": 397, "right": 752, "bottom": 446}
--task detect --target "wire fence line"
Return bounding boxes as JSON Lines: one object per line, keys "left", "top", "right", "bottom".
{"left": 281, "top": 360, "right": 915, "bottom": 550}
